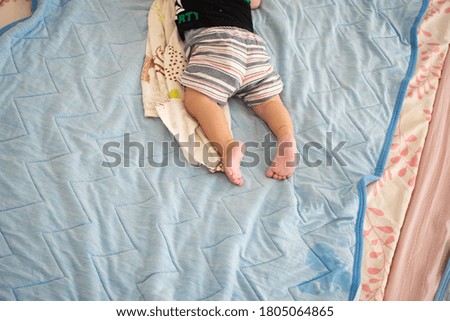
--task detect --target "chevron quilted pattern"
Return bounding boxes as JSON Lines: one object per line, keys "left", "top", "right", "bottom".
{"left": 0, "top": 0, "right": 427, "bottom": 300}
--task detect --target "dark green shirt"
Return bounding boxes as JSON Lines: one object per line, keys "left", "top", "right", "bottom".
{"left": 175, "top": 0, "right": 253, "bottom": 40}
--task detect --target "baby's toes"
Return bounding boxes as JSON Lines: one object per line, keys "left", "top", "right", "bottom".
{"left": 266, "top": 168, "right": 275, "bottom": 178}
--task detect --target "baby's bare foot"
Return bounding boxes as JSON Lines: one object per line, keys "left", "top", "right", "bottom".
{"left": 223, "top": 141, "right": 245, "bottom": 186}
{"left": 266, "top": 134, "right": 297, "bottom": 180}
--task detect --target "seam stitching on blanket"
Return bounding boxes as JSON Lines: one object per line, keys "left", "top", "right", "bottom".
{"left": 12, "top": 277, "right": 63, "bottom": 300}
{"left": 239, "top": 207, "right": 290, "bottom": 300}
{"left": 374, "top": 0, "right": 430, "bottom": 176}
{"left": 175, "top": 171, "right": 268, "bottom": 299}
{"left": 349, "top": 0, "right": 431, "bottom": 300}
{"left": 0, "top": 226, "right": 13, "bottom": 258}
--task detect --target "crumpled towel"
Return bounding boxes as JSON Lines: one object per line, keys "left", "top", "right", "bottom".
{"left": 141, "top": 0, "right": 231, "bottom": 172}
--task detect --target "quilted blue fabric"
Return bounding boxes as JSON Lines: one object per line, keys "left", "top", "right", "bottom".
{"left": 0, "top": 0, "right": 427, "bottom": 300}
{"left": 435, "top": 259, "right": 450, "bottom": 301}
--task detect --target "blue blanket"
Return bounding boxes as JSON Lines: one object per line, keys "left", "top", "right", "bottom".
{"left": 0, "top": 0, "right": 427, "bottom": 300}
{"left": 435, "top": 259, "right": 450, "bottom": 301}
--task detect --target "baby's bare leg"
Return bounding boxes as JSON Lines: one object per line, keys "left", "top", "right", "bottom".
{"left": 184, "top": 87, "right": 245, "bottom": 186}
{"left": 253, "top": 95, "right": 297, "bottom": 180}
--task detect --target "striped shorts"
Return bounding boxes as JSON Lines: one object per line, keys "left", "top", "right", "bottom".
{"left": 179, "top": 27, "right": 284, "bottom": 107}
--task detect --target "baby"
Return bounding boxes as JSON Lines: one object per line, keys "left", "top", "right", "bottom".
{"left": 176, "top": 0, "right": 297, "bottom": 186}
